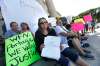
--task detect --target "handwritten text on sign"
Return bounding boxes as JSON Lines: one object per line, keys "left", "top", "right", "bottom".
{"left": 5, "top": 32, "right": 41, "bottom": 66}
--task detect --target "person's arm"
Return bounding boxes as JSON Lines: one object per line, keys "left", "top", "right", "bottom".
{"left": 59, "top": 32, "right": 68, "bottom": 36}
{"left": 4, "top": 31, "right": 10, "bottom": 39}
{"left": 39, "top": 44, "right": 45, "bottom": 51}
{"left": 55, "top": 26, "right": 78, "bottom": 37}
{"left": 59, "top": 31, "right": 77, "bottom": 37}
{"left": 35, "top": 31, "right": 45, "bottom": 52}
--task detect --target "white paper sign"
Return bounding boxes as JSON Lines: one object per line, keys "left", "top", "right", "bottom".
{"left": 47, "top": 17, "right": 56, "bottom": 27}
{"left": 41, "top": 36, "right": 61, "bottom": 60}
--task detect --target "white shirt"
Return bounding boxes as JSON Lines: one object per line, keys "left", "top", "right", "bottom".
{"left": 54, "top": 25, "right": 69, "bottom": 51}
{"left": 55, "top": 26, "right": 67, "bottom": 34}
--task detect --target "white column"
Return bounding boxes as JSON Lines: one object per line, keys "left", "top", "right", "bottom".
{"left": 36, "top": 0, "right": 60, "bottom": 17}
{"left": 36, "top": 0, "right": 49, "bottom": 16}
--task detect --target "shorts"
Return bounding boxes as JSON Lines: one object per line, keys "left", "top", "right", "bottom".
{"left": 61, "top": 48, "right": 79, "bottom": 62}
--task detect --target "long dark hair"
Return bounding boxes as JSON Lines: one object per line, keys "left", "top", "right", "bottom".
{"left": 38, "top": 17, "right": 50, "bottom": 32}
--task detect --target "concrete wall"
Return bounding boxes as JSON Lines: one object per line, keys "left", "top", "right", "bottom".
{"left": 0, "top": 8, "right": 4, "bottom": 36}
{"left": 0, "top": 0, "right": 61, "bottom": 35}
{"left": 37, "top": 0, "right": 60, "bottom": 17}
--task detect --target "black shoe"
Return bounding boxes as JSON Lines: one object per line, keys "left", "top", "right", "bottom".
{"left": 82, "top": 54, "right": 95, "bottom": 60}
{"left": 82, "top": 43, "right": 90, "bottom": 48}
{"left": 81, "top": 37, "right": 88, "bottom": 41}
{"left": 84, "top": 50, "right": 91, "bottom": 54}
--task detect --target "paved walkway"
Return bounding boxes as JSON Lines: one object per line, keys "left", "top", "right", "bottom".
{"left": 85, "top": 32, "right": 100, "bottom": 66}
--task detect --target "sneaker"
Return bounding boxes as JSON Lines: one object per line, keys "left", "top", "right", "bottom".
{"left": 82, "top": 43, "right": 90, "bottom": 48}
{"left": 81, "top": 37, "right": 88, "bottom": 41}
{"left": 82, "top": 54, "right": 95, "bottom": 60}
{"left": 84, "top": 50, "right": 91, "bottom": 54}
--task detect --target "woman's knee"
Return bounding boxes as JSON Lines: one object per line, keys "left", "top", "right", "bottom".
{"left": 75, "top": 56, "right": 89, "bottom": 66}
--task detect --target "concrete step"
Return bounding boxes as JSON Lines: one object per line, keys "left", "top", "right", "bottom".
{"left": 31, "top": 59, "right": 75, "bottom": 66}
{"left": 31, "top": 60, "right": 61, "bottom": 66}
{"left": 0, "top": 57, "right": 5, "bottom": 66}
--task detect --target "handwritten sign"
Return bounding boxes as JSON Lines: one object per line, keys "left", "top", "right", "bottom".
{"left": 71, "top": 23, "right": 84, "bottom": 32}
{"left": 48, "top": 17, "right": 56, "bottom": 26}
{"left": 74, "top": 18, "right": 85, "bottom": 24}
{"left": 83, "top": 15, "right": 93, "bottom": 22}
{"left": 5, "top": 32, "right": 41, "bottom": 66}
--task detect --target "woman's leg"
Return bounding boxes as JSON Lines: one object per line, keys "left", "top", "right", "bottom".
{"left": 75, "top": 56, "right": 89, "bottom": 66}
{"left": 61, "top": 48, "right": 89, "bottom": 66}
{"left": 72, "top": 38, "right": 86, "bottom": 55}
{"left": 68, "top": 38, "right": 94, "bottom": 59}
{"left": 92, "top": 26, "right": 94, "bottom": 33}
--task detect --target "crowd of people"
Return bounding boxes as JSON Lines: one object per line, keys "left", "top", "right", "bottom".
{"left": 84, "top": 20, "right": 96, "bottom": 33}
{"left": 0, "top": 16, "right": 96, "bottom": 66}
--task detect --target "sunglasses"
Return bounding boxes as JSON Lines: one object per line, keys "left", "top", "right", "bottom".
{"left": 39, "top": 21, "right": 48, "bottom": 24}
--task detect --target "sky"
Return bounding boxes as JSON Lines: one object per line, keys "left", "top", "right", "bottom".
{"left": 53, "top": 0, "right": 100, "bottom": 16}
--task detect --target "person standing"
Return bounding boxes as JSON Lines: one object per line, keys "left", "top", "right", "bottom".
{"left": 84, "top": 22, "right": 88, "bottom": 33}
{"left": 87, "top": 21, "right": 92, "bottom": 33}
{"left": 91, "top": 20, "right": 96, "bottom": 33}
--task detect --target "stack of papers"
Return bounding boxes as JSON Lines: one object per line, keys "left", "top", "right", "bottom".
{"left": 41, "top": 36, "right": 61, "bottom": 60}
